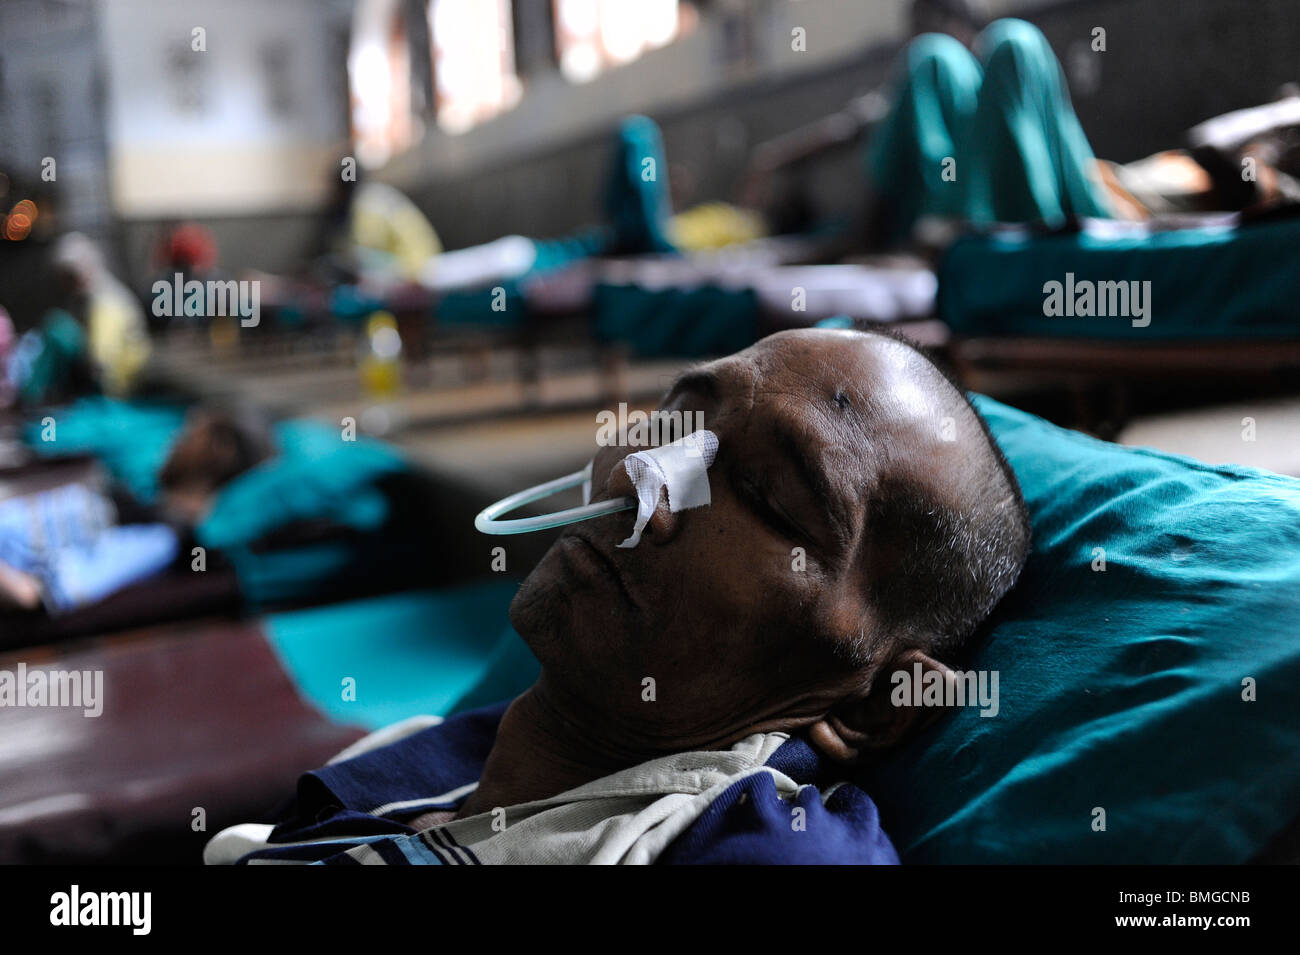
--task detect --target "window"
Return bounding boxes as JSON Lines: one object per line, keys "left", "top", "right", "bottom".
{"left": 429, "top": 0, "right": 522, "bottom": 134}
{"left": 260, "top": 41, "right": 295, "bottom": 117}
{"left": 553, "top": 0, "right": 681, "bottom": 83}
{"left": 350, "top": 0, "right": 415, "bottom": 167}
{"left": 166, "top": 41, "right": 208, "bottom": 114}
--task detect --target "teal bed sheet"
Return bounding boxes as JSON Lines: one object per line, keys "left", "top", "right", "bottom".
{"left": 265, "top": 579, "right": 527, "bottom": 730}
{"left": 593, "top": 284, "right": 759, "bottom": 358}
{"left": 940, "top": 216, "right": 1300, "bottom": 340}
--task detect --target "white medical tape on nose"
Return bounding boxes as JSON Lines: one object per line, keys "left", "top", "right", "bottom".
{"left": 617, "top": 429, "right": 719, "bottom": 549}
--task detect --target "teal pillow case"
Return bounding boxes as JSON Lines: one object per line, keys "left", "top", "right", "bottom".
{"left": 863, "top": 395, "right": 1300, "bottom": 862}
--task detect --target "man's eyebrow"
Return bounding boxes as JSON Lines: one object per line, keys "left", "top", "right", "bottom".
{"left": 664, "top": 368, "right": 720, "bottom": 401}
{"left": 665, "top": 369, "right": 845, "bottom": 524}
{"left": 771, "top": 424, "right": 847, "bottom": 534}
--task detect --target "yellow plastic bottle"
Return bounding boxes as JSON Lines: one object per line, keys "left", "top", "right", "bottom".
{"left": 360, "top": 311, "right": 403, "bottom": 399}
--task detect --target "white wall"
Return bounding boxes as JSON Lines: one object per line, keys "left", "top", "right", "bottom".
{"left": 100, "top": 0, "right": 348, "bottom": 217}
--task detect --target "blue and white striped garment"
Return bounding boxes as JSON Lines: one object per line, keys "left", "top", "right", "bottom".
{"left": 0, "top": 483, "right": 177, "bottom": 611}
{"left": 205, "top": 702, "right": 899, "bottom": 865}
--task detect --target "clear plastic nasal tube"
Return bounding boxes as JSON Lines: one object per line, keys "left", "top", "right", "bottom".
{"left": 474, "top": 429, "right": 718, "bottom": 537}
{"left": 474, "top": 462, "right": 635, "bottom": 535}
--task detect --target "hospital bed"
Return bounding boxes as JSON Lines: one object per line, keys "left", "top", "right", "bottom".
{"left": 3, "top": 398, "right": 462, "bottom": 648}
{"left": 390, "top": 395, "right": 1300, "bottom": 864}
{"left": 186, "top": 115, "right": 859, "bottom": 388}
{"left": 938, "top": 212, "right": 1300, "bottom": 431}
{"left": 0, "top": 451, "right": 240, "bottom": 651}
{"left": 418, "top": 394, "right": 1300, "bottom": 863}
{"left": 185, "top": 228, "right": 881, "bottom": 429}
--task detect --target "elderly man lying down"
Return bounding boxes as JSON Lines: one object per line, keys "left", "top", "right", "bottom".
{"left": 206, "top": 328, "right": 1029, "bottom": 865}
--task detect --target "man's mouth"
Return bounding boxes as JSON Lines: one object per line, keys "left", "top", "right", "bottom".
{"left": 558, "top": 531, "right": 639, "bottom": 610}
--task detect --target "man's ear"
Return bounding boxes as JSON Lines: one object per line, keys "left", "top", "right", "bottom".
{"left": 807, "top": 648, "right": 958, "bottom": 764}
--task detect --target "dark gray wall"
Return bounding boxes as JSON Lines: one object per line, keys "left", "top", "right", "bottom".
{"left": 117, "top": 211, "right": 329, "bottom": 291}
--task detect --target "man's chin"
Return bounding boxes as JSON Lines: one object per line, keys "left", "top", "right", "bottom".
{"left": 510, "top": 544, "right": 638, "bottom": 669}
{"left": 509, "top": 549, "right": 572, "bottom": 653}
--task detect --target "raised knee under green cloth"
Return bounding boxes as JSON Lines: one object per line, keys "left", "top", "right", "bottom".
{"left": 967, "top": 18, "right": 1111, "bottom": 225}
{"left": 436, "top": 115, "right": 677, "bottom": 329}
{"left": 869, "top": 32, "right": 982, "bottom": 244}
{"left": 869, "top": 18, "right": 1111, "bottom": 244}
{"left": 604, "top": 114, "right": 678, "bottom": 255}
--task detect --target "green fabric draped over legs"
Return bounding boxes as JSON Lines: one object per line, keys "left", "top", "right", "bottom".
{"left": 604, "top": 114, "right": 679, "bottom": 255}
{"left": 869, "top": 19, "right": 1111, "bottom": 245}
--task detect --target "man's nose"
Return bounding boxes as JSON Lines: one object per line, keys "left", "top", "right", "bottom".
{"left": 604, "top": 456, "right": 681, "bottom": 544}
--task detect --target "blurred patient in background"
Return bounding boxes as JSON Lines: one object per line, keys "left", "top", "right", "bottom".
{"left": 157, "top": 408, "right": 274, "bottom": 527}
{"left": 0, "top": 408, "right": 268, "bottom": 615}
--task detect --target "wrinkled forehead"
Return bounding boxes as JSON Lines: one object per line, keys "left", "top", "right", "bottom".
{"left": 731, "top": 330, "right": 950, "bottom": 431}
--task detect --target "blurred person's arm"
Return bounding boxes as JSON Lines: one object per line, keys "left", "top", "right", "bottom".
{"left": 0, "top": 559, "right": 43, "bottom": 610}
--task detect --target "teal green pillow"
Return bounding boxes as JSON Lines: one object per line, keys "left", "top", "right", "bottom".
{"left": 864, "top": 395, "right": 1300, "bottom": 862}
